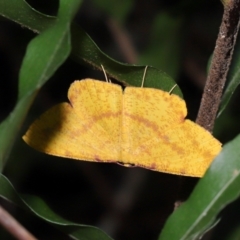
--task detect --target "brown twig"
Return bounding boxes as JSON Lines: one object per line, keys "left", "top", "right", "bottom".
{"left": 196, "top": 0, "right": 240, "bottom": 132}
{"left": 0, "top": 204, "right": 37, "bottom": 240}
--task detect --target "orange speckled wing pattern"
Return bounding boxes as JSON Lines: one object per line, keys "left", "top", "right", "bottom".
{"left": 23, "top": 79, "right": 222, "bottom": 177}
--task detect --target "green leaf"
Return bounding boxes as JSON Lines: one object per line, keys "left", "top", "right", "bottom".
{"left": 0, "top": 173, "right": 112, "bottom": 240}
{"left": 71, "top": 24, "right": 180, "bottom": 92}
{"left": 159, "top": 134, "right": 240, "bottom": 240}
{"left": 0, "top": 0, "right": 82, "bottom": 171}
{"left": 0, "top": 0, "right": 55, "bottom": 32}
{"left": 217, "top": 36, "right": 240, "bottom": 117}
{"left": 0, "top": 0, "right": 181, "bottom": 94}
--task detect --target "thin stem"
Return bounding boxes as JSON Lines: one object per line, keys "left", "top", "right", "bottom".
{"left": 196, "top": 0, "right": 240, "bottom": 132}
{"left": 0, "top": 204, "right": 37, "bottom": 240}
{"left": 106, "top": 18, "right": 138, "bottom": 64}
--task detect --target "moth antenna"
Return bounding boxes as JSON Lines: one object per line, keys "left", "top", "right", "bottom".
{"left": 101, "top": 65, "right": 109, "bottom": 82}
{"left": 141, "top": 66, "right": 148, "bottom": 88}
{"left": 169, "top": 84, "right": 177, "bottom": 94}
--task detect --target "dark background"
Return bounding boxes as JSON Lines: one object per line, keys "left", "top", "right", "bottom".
{"left": 1, "top": 0, "right": 239, "bottom": 239}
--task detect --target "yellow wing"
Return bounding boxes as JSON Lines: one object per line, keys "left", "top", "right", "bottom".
{"left": 23, "top": 79, "right": 222, "bottom": 177}
{"left": 121, "top": 87, "right": 221, "bottom": 177}
{"left": 23, "top": 79, "right": 122, "bottom": 161}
